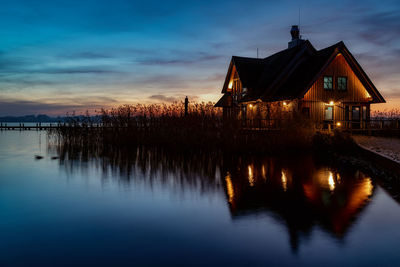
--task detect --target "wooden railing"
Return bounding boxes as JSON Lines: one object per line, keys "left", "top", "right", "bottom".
{"left": 231, "top": 118, "right": 400, "bottom": 131}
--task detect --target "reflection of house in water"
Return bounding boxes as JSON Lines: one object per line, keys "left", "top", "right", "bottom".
{"left": 222, "top": 155, "right": 375, "bottom": 252}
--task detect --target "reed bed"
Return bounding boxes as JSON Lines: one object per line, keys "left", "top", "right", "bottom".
{"left": 49, "top": 102, "right": 316, "bottom": 154}
{"left": 371, "top": 108, "right": 400, "bottom": 119}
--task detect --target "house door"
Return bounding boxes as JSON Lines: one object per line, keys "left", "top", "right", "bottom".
{"left": 324, "top": 106, "right": 333, "bottom": 129}
{"left": 352, "top": 106, "right": 360, "bottom": 129}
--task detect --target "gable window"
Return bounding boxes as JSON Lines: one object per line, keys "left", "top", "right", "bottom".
{"left": 338, "top": 77, "right": 347, "bottom": 90}
{"left": 324, "top": 76, "right": 333, "bottom": 90}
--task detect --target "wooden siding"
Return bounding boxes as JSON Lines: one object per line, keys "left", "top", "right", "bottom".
{"left": 302, "top": 53, "right": 372, "bottom": 122}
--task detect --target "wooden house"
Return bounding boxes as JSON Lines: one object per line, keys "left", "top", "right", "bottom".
{"left": 215, "top": 26, "right": 385, "bottom": 129}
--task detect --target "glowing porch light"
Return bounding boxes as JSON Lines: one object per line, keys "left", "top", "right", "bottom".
{"left": 249, "top": 104, "right": 253, "bottom": 108}
{"left": 228, "top": 81, "right": 233, "bottom": 89}
{"left": 329, "top": 101, "right": 334, "bottom": 105}
{"left": 283, "top": 101, "right": 287, "bottom": 106}
{"left": 336, "top": 122, "right": 341, "bottom": 127}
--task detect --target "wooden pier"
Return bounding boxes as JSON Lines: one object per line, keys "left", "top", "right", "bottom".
{"left": 0, "top": 123, "right": 84, "bottom": 130}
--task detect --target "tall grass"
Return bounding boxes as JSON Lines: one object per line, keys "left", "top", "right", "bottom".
{"left": 371, "top": 108, "right": 400, "bottom": 119}
{"left": 50, "top": 102, "right": 316, "bottom": 154}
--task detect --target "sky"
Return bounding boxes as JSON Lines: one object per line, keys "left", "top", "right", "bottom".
{"left": 0, "top": 0, "right": 399, "bottom": 116}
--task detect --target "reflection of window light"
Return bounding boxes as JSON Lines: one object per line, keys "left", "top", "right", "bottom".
{"left": 225, "top": 173, "right": 234, "bottom": 204}
{"left": 262, "top": 165, "right": 267, "bottom": 181}
{"left": 336, "top": 173, "right": 341, "bottom": 183}
{"left": 248, "top": 165, "right": 254, "bottom": 186}
{"left": 363, "top": 179, "right": 373, "bottom": 196}
{"left": 328, "top": 172, "right": 335, "bottom": 191}
{"left": 281, "top": 171, "right": 287, "bottom": 192}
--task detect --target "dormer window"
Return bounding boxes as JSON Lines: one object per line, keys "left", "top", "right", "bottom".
{"left": 338, "top": 77, "right": 347, "bottom": 90}
{"left": 324, "top": 76, "right": 333, "bottom": 90}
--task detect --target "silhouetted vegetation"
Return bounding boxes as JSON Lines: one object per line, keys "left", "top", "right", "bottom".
{"left": 371, "top": 108, "right": 400, "bottom": 119}
{"left": 50, "top": 102, "right": 316, "bottom": 154}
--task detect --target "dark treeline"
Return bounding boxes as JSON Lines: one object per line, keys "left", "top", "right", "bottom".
{"left": 0, "top": 114, "right": 61, "bottom": 122}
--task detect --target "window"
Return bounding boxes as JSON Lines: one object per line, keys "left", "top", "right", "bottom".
{"left": 362, "top": 106, "right": 367, "bottom": 120}
{"left": 338, "top": 77, "right": 347, "bottom": 90}
{"left": 352, "top": 106, "right": 360, "bottom": 121}
{"left": 324, "top": 76, "right": 333, "bottom": 90}
{"left": 325, "top": 106, "right": 333, "bottom": 120}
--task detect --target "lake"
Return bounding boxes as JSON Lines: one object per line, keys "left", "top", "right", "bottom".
{"left": 0, "top": 130, "right": 399, "bottom": 266}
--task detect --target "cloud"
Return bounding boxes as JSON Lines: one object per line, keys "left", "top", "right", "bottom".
{"left": 148, "top": 94, "right": 200, "bottom": 103}
{"left": 38, "top": 67, "right": 121, "bottom": 75}
{"left": 137, "top": 52, "right": 223, "bottom": 66}
{"left": 0, "top": 97, "right": 119, "bottom": 116}
{"left": 148, "top": 94, "right": 180, "bottom": 103}
{"left": 356, "top": 10, "right": 400, "bottom": 45}
{"left": 57, "top": 51, "right": 115, "bottom": 59}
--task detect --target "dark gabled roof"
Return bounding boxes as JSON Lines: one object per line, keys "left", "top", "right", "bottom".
{"left": 214, "top": 93, "right": 232, "bottom": 107}
{"left": 259, "top": 41, "right": 339, "bottom": 101}
{"left": 218, "top": 40, "right": 385, "bottom": 104}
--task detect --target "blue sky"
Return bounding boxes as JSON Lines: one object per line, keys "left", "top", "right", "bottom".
{"left": 0, "top": 0, "right": 399, "bottom": 115}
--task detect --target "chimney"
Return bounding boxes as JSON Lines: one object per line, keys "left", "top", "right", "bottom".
{"left": 288, "top": 25, "right": 305, "bottom": 48}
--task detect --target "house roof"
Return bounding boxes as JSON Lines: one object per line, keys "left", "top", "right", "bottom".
{"left": 214, "top": 93, "right": 232, "bottom": 107}
{"left": 218, "top": 40, "right": 385, "bottom": 105}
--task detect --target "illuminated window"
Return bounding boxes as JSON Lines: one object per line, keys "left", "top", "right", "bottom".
{"left": 324, "top": 76, "right": 333, "bottom": 90}
{"left": 338, "top": 77, "right": 347, "bottom": 90}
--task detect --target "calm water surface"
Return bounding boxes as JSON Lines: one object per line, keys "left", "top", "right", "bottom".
{"left": 0, "top": 131, "right": 400, "bottom": 266}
